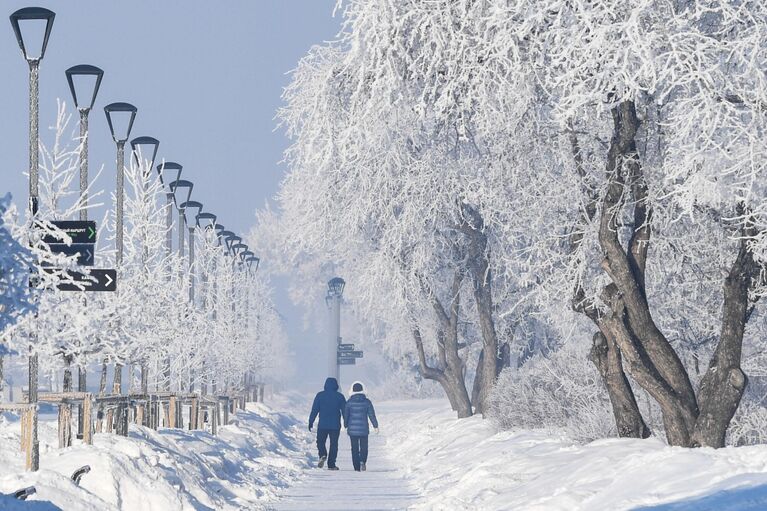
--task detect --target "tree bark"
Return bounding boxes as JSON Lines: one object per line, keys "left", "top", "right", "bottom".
{"left": 691, "top": 220, "right": 758, "bottom": 447}
{"left": 597, "top": 100, "right": 698, "bottom": 445}
{"left": 589, "top": 331, "right": 650, "bottom": 438}
{"left": 569, "top": 127, "right": 649, "bottom": 439}
{"left": 459, "top": 204, "right": 499, "bottom": 416}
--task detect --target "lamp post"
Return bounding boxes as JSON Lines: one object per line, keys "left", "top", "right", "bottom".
{"left": 10, "top": 7, "right": 55, "bottom": 473}
{"left": 64, "top": 64, "right": 104, "bottom": 438}
{"left": 327, "top": 277, "right": 345, "bottom": 382}
{"left": 180, "top": 201, "right": 203, "bottom": 304}
{"left": 104, "top": 102, "right": 136, "bottom": 408}
{"left": 65, "top": 65, "right": 103, "bottom": 221}
{"left": 157, "top": 162, "right": 183, "bottom": 259}
{"left": 170, "top": 180, "right": 193, "bottom": 261}
{"left": 130, "top": 137, "right": 160, "bottom": 398}
{"left": 10, "top": 7, "right": 54, "bottom": 217}
{"left": 104, "top": 102, "right": 137, "bottom": 266}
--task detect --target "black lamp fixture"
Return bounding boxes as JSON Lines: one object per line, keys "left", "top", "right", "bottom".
{"left": 180, "top": 201, "right": 203, "bottom": 221}
{"left": 328, "top": 277, "right": 346, "bottom": 297}
{"left": 104, "top": 102, "right": 137, "bottom": 143}
{"left": 10, "top": 7, "right": 55, "bottom": 62}
{"left": 196, "top": 212, "right": 217, "bottom": 230}
{"left": 247, "top": 256, "right": 260, "bottom": 273}
{"left": 65, "top": 65, "right": 103, "bottom": 112}
{"left": 169, "top": 179, "right": 194, "bottom": 209}
{"left": 157, "top": 162, "right": 183, "bottom": 188}
{"left": 130, "top": 136, "right": 160, "bottom": 173}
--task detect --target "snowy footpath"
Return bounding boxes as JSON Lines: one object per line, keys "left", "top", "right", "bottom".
{"left": 6, "top": 398, "right": 767, "bottom": 510}
{"left": 274, "top": 408, "right": 420, "bottom": 510}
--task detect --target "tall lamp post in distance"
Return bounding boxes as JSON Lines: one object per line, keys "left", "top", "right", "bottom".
{"left": 130, "top": 137, "right": 160, "bottom": 397}
{"left": 157, "top": 162, "right": 183, "bottom": 260}
{"left": 170, "top": 180, "right": 193, "bottom": 256}
{"left": 104, "top": 102, "right": 137, "bottom": 404}
{"left": 326, "top": 277, "right": 345, "bottom": 383}
{"left": 65, "top": 65, "right": 104, "bottom": 221}
{"left": 10, "top": 6, "right": 55, "bottom": 472}
{"left": 181, "top": 201, "right": 202, "bottom": 394}
{"left": 104, "top": 102, "right": 137, "bottom": 266}
{"left": 64, "top": 64, "right": 104, "bottom": 438}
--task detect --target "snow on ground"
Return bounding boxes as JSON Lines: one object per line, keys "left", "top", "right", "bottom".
{"left": 0, "top": 401, "right": 310, "bottom": 510}
{"left": 385, "top": 399, "right": 767, "bottom": 510}
{"left": 275, "top": 420, "right": 419, "bottom": 510}
{"left": 6, "top": 397, "right": 767, "bottom": 510}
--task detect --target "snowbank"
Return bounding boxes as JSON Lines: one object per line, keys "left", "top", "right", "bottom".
{"left": 0, "top": 402, "right": 310, "bottom": 510}
{"left": 383, "top": 400, "right": 767, "bottom": 510}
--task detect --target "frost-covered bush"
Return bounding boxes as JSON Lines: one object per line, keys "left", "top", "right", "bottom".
{"left": 369, "top": 362, "right": 445, "bottom": 401}
{"left": 487, "top": 342, "right": 615, "bottom": 443}
{"left": 0, "top": 194, "right": 33, "bottom": 332}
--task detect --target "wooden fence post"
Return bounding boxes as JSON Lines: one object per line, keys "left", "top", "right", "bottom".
{"left": 169, "top": 396, "right": 177, "bottom": 428}
{"left": 58, "top": 403, "right": 72, "bottom": 448}
{"left": 189, "top": 397, "right": 198, "bottom": 430}
{"left": 83, "top": 396, "right": 93, "bottom": 445}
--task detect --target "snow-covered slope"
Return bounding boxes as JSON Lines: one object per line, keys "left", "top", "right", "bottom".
{"left": 0, "top": 402, "right": 310, "bottom": 510}
{"left": 384, "top": 400, "right": 767, "bottom": 510}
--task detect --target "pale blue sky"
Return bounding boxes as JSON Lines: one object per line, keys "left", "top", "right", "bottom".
{"left": 1, "top": 1, "right": 343, "bottom": 388}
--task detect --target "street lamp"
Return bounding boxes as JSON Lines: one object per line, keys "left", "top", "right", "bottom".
{"left": 11, "top": 6, "right": 55, "bottom": 472}
{"left": 157, "top": 162, "right": 183, "bottom": 257}
{"left": 170, "top": 180, "right": 193, "bottom": 258}
{"left": 181, "top": 200, "right": 203, "bottom": 299}
{"left": 64, "top": 64, "right": 104, "bottom": 430}
{"left": 10, "top": 6, "right": 54, "bottom": 216}
{"left": 104, "top": 102, "right": 137, "bottom": 265}
{"left": 196, "top": 212, "right": 217, "bottom": 230}
{"left": 130, "top": 136, "right": 160, "bottom": 178}
{"left": 246, "top": 256, "right": 260, "bottom": 273}
{"left": 65, "top": 65, "right": 103, "bottom": 221}
{"left": 327, "top": 277, "right": 346, "bottom": 382}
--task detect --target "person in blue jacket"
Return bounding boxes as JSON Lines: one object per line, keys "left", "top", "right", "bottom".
{"left": 343, "top": 381, "right": 379, "bottom": 472}
{"left": 309, "top": 377, "right": 346, "bottom": 470}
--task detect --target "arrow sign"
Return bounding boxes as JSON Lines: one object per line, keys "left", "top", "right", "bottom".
{"left": 48, "top": 244, "right": 95, "bottom": 266}
{"left": 338, "top": 344, "right": 355, "bottom": 351}
{"left": 52, "top": 269, "right": 117, "bottom": 292}
{"left": 337, "top": 357, "right": 356, "bottom": 365}
{"left": 40, "top": 221, "right": 97, "bottom": 244}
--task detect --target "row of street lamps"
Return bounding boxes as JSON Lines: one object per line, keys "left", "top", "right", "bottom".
{"left": 10, "top": 6, "right": 259, "bottom": 470}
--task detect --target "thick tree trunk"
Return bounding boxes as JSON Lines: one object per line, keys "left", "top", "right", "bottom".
{"left": 569, "top": 128, "right": 649, "bottom": 439}
{"left": 691, "top": 227, "right": 758, "bottom": 447}
{"left": 460, "top": 204, "right": 499, "bottom": 416}
{"left": 597, "top": 100, "right": 698, "bottom": 445}
{"left": 589, "top": 331, "right": 650, "bottom": 438}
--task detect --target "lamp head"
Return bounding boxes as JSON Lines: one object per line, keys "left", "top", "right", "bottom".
{"left": 65, "top": 64, "right": 103, "bottom": 111}
{"left": 104, "top": 102, "right": 137, "bottom": 143}
{"left": 10, "top": 7, "right": 55, "bottom": 61}
{"left": 328, "top": 277, "right": 345, "bottom": 297}
{"left": 130, "top": 136, "right": 160, "bottom": 173}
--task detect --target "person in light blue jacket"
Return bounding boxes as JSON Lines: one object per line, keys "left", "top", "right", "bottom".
{"left": 343, "top": 381, "right": 378, "bottom": 472}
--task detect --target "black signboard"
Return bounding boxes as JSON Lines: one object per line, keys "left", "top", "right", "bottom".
{"left": 53, "top": 269, "right": 117, "bottom": 292}
{"left": 337, "top": 357, "right": 356, "bottom": 365}
{"left": 48, "top": 244, "right": 95, "bottom": 266}
{"left": 41, "top": 221, "right": 97, "bottom": 244}
{"left": 338, "top": 343, "right": 355, "bottom": 351}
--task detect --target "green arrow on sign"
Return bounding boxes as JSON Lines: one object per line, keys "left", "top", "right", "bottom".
{"left": 88, "top": 225, "right": 96, "bottom": 240}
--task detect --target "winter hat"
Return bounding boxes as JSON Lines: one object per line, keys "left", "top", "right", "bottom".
{"left": 350, "top": 381, "right": 365, "bottom": 396}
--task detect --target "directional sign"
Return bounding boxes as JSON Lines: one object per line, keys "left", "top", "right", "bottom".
{"left": 348, "top": 351, "right": 364, "bottom": 358}
{"left": 337, "top": 357, "right": 356, "bottom": 365}
{"left": 338, "top": 344, "right": 355, "bottom": 351}
{"left": 48, "top": 244, "right": 95, "bottom": 266}
{"left": 51, "top": 269, "right": 117, "bottom": 292}
{"left": 40, "top": 221, "right": 97, "bottom": 244}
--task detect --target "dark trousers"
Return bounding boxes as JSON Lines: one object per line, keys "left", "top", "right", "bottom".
{"left": 316, "top": 429, "right": 340, "bottom": 468}
{"left": 350, "top": 435, "right": 369, "bottom": 471}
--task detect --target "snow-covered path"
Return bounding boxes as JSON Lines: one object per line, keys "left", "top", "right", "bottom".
{"left": 273, "top": 415, "right": 420, "bottom": 511}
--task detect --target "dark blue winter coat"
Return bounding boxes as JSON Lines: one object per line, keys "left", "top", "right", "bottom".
{"left": 309, "top": 378, "right": 346, "bottom": 431}
{"left": 343, "top": 393, "right": 378, "bottom": 437}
